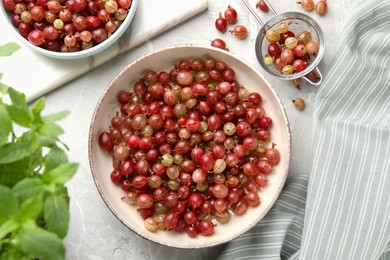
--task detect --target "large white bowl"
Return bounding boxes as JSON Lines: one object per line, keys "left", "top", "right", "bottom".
{"left": 0, "top": 0, "right": 138, "bottom": 59}
{"left": 88, "top": 44, "right": 291, "bottom": 248}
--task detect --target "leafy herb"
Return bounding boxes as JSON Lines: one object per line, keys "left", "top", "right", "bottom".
{"left": 0, "top": 43, "right": 79, "bottom": 260}
{"left": 0, "top": 42, "right": 20, "bottom": 57}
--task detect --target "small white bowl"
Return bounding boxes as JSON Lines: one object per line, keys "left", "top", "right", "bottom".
{"left": 88, "top": 44, "right": 291, "bottom": 248}
{"left": 1, "top": 0, "right": 138, "bottom": 59}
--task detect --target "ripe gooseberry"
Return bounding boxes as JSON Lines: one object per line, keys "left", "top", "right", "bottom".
{"left": 306, "top": 40, "right": 319, "bottom": 55}
{"left": 264, "top": 56, "right": 273, "bottom": 65}
{"left": 280, "top": 48, "right": 295, "bottom": 64}
{"left": 137, "top": 194, "right": 154, "bottom": 209}
{"left": 211, "top": 38, "right": 228, "bottom": 51}
{"left": 273, "top": 57, "right": 286, "bottom": 70}
{"left": 110, "top": 170, "right": 124, "bottom": 185}
{"left": 30, "top": 6, "right": 45, "bottom": 22}
{"left": 306, "top": 69, "right": 319, "bottom": 81}
{"left": 197, "top": 219, "right": 214, "bottom": 236}
{"left": 245, "top": 191, "right": 260, "bottom": 207}
{"left": 229, "top": 25, "right": 248, "bottom": 40}
{"left": 316, "top": 0, "right": 327, "bottom": 16}
{"left": 43, "top": 25, "right": 59, "bottom": 41}
{"left": 28, "top": 29, "right": 45, "bottom": 46}
{"left": 293, "top": 44, "right": 307, "bottom": 57}
{"left": 224, "top": 5, "right": 237, "bottom": 24}
{"left": 280, "top": 31, "right": 295, "bottom": 45}
{"left": 292, "top": 59, "right": 307, "bottom": 72}
{"left": 117, "top": 0, "right": 132, "bottom": 8}
{"left": 265, "top": 29, "right": 280, "bottom": 43}
{"left": 256, "top": 0, "right": 269, "bottom": 12}
{"left": 247, "top": 92, "right": 262, "bottom": 106}
{"left": 215, "top": 13, "right": 227, "bottom": 33}
{"left": 92, "top": 28, "right": 108, "bottom": 44}
{"left": 221, "top": 68, "right": 235, "bottom": 83}
{"left": 282, "top": 65, "right": 294, "bottom": 75}
{"left": 298, "top": 0, "right": 315, "bottom": 11}
{"left": 285, "top": 37, "right": 298, "bottom": 49}
{"left": 277, "top": 23, "right": 289, "bottom": 34}
{"left": 3, "top": 0, "right": 16, "bottom": 10}
{"left": 268, "top": 43, "right": 282, "bottom": 57}
{"left": 296, "top": 31, "right": 312, "bottom": 45}
{"left": 176, "top": 70, "right": 194, "bottom": 86}
{"left": 163, "top": 211, "right": 179, "bottom": 230}
{"left": 74, "top": 0, "right": 87, "bottom": 12}
{"left": 266, "top": 145, "right": 281, "bottom": 165}
{"left": 292, "top": 98, "right": 305, "bottom": 110}
{"left": 188, "top": 193, "right": 204, "bottom": 209}
{"left": 259, "top": 116, "right": 272, "bottom": 128}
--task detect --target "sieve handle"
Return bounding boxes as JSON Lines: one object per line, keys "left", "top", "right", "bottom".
{"left": 302, "top": 67, "right": 323, "bottom": 86}
{"left": 263, "top": 0, "right": 277, "bottom": 15}
{"left": 241, "top": 0, "right": 264, "bottom": 25}
{"left": 241, "top": 0, "right": 277, "bottom": 26}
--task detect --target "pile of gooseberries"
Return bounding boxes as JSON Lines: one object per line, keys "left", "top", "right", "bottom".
{"left": 263, "top": 22, "right": 319, "bottom": 76}
{"left": 3, "top": 0, "right": 132, "bottom": 52}
{"left": 98, "top": 55, "right": 281, "bottom": 238}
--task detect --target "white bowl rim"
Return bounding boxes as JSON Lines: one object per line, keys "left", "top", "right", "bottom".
{"left": 0, "top": 0, "right": 139, "bottom": 59}
{"left": 88, "top": 43, "right": 291, "bottom": 248}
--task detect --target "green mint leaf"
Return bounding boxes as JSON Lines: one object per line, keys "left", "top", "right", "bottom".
{"left": 0, "top": 251, "right": 30, "bottom": 260}
{"left": 8, "top": 87, "right": 26, "bottom": 106}
{"left": 0, "top": 185, "right": 18, "bottom": 224}
{"left": 0, "top": 42, "right": 20, "bottom": 57}
{"left": 6, "top": 104, "right": 31, "bottom": 128}
{"left": 31, "top": 97, "right": 45, "bottom": 117}
{"left": 13, "top": 177, "right": 44, "bottom": 202}
{"left": 56, "top": 186, "right": 70, "bottom": 202}
{"left": 12, "top": 222, "right": 65, "bottom": 260}
{"left": 0, "top": 142, "right": 31, "bottom": 164}
{"left": 14, "top": 193, "right": 43, "bottom": 223}
{"left": 42, "top": 110, "right": 70, "bottom": 123}
{"left": 6, "top": 88, "right": 31, "bottom": 127}
{"left": 44, "top": 195, "right": 69, "bottom": 238}
{"left": 43, "top": 162, "right": 78, "bottom": 186}
{"left": 0, "top": 160, "right": 29, "bottom": 187}
{"left": 44, "top": 146, "right": 67, "bottom": 174}
{"left": 37, "top": 123, "right": 64, "bottom": 138}
{"left": 0, "top": 104, "right": 12, "bottom": 146}
{"left": 0, "top": 219, "right": 19, "bottom": 239}
{"left": 36, "top": 134, "right": 57, "bottom": 148}
{"left": 0, "top": 81, "right": 9, "bottom": 93}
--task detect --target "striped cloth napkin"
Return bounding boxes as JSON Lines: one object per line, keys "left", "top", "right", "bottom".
{"left": 218, "top": 0, "right": 390, "bottom": 259}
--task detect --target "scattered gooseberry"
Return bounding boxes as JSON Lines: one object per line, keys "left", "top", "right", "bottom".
{"left": 256, "top": 0, "right": 269, "bottom": 12}
{"left": 292, "top": 98, "right": 305, "bottom": 110}
{"left": 215, "top": 13, "right": 228, "bottom": 33}
{"left": 224, "top": 5, "right": 237, "bottom": 24}
{"left": 316, "top": 0, "right": 327, "bottom": 16}
{"left": 229, "top": 25, "right": 248, "bottom": 40}
{"left": 211, "top": 38, "right": 228, "bottom": 51}
{"left": 298, "top": 0, "right": 315, "bottom": 11}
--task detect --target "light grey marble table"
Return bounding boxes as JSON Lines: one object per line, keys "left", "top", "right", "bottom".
{"left": 38, "top": 1, "right": 351, "bottom": 259}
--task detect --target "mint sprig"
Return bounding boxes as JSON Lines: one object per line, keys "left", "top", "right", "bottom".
{"left": 0, "top": 43, "right": 79, "bottom": 260}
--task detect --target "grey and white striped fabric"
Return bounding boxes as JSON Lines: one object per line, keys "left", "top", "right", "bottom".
{"left": 218, "top": 0, "right": 390, "bottom": 259}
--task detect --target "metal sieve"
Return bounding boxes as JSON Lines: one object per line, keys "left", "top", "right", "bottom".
{"left": 242, "top": 0, "right": 325, "bottom": 85}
